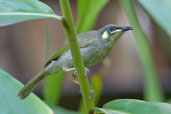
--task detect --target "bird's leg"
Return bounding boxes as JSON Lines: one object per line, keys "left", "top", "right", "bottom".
{"left": 63, "top": 66, "right": 90, "bottom": 84}
{"left": 71, "top": 67, "right": 90, "bottom": 84}
{"left": 74, "top": 67, "right": 90, "bottom": 76}
{"left": 62, "top": 65, "right": 75, "bottom": 72}
{"left": 79, "top": 87, "right": 95, "bottom": 99}
{"left": 63, "top": 66, "right": 93, "bottom": 99}
{"left": 62, "top": 65, "right": 79, "bottom": 84}
{"left": 63, "top": 65, "right": 90, "bottom": 76}
{"left": 88, "top": 87, "right": 95, "bottom": 99}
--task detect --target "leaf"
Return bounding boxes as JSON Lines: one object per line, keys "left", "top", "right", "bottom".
{"left": 168, "top": 99, "right": 171, "bottom": 104}
{"left": 0, "top": 69, "right": 53, "bottom": 114}
{"left": 43, "top": 71, "right": 66, "bottom": 104}
{"left": 137, "top": 0, "right": 171, "bottom": 37}
{"left": 76, "top": 0, "right": 109, "bottom": 33}
{"left": 93, "top": 107, "right": 128, "bottom": 114}
{"left": 101, "top": 99, "right": 171, "bottom": 114}
{"left": 0, "top": 0, "right": 60, "bottom": 26}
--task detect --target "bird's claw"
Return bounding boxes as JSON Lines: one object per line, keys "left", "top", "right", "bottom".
{"left": 79, "top": 87, "right": 95, "bottom": 99}
{"left": 85, "top": 68, "right": 90, "bottom": 76}
{"left": 74, "top": 71, "right": 77, "bottom": 76}
{"left": 74, "top": 68, "right": 90, "bottom": 76}
{"left": 73, "top": 68, "right": 93, "bottom": 99}
{"left": 88, "top": 87, "right": 95, "bottom": 99}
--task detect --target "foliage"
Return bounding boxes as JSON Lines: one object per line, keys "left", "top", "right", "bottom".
{"left": 76, "top": 0, "right": 109, "bottom": 33}
{"left": 0, "top": 69, "right": 78, "bottom": 114}
{"left": 137, "top": 0, "right": 171, "bottom": 37}
{"left": 0, "top": 0, "right": 61, "bottom": 26}
{"left": 0, "top": 0, "right": 171, "bottom": 113}
{"left": 0, "top": 69, "right": 53, "bottom": 114}
{"left": 94, "top": 99, "right": 171, "bottom": 114}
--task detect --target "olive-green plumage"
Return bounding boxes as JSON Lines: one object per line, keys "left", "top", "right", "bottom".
{"left": 18, "top": 24, "right": 133, "bottom": 99}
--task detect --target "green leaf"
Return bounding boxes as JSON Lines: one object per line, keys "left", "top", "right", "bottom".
{"left": 76, "top": 0, "right": 109, "bottom": 33}
{"left": 102, "top": 99, "right": 171, "bottom": 114}
{"left": 0, "top": 69, "right": 53, "bottom": 114}
{"left": 0, "top": 0, "right": 61, "bottom": 26}
{"left": 137, "top": 0, "right": 171, "bottom": 37}
{"left": 43, "top": 71, "right": 66, "bottom": 104}
{"left": 168, "top": 99, "right": 171, "bottom": 104}
{"left": 93, "top": 107, "right": 128, "bottom": 114}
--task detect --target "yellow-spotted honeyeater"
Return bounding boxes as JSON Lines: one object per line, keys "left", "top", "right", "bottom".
{"left": 18, "top": 24, "right": 133, "bottom": 99}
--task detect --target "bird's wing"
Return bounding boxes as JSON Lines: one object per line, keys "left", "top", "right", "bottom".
{"left": 44, "top": 44, "right": 69, "bottom": 67}
{"left": 44, "top": 31, "right": 98, "bottom": 67}
{"left": 78, "top": 30, "right": 98, "bottom": 47}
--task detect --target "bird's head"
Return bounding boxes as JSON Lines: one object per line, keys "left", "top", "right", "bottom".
{"left": 98, "top": 24, "right": 133, "bottom": 44}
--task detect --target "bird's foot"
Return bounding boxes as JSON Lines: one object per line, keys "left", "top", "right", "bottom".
{"left": 80, "top": 87, "right": 95, "bottom": 99}
{"left": 71, "top": 68, "right": 90, "bottom": 84}
{"left": 74, "top": 67, "right": 90, "bottom": 76}
{"left": 88, "top": 87, "right": 95, "bottom": 99}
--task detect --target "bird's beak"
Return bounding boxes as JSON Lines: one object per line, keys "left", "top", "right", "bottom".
{"left": 121, "top": 26, "right": 133, "bottom": 31}
{"left": 110, "top": 26, "right": 133, "bottom": 34}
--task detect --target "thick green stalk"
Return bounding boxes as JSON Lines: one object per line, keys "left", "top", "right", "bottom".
{"left": 79, "top": 75, "right": 102, "bottom": 112}
{"left": 120, "top": 0, "right": 164, "bottom": 101}
{"left": 59, "top": 0, "right": 94, "bottom": 112}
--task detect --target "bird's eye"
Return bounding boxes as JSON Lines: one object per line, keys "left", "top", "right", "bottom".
{"left": 109, "top": 26, "right": 115, "bottom": 31}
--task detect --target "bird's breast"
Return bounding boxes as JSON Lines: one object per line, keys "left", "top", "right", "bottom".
{"left": 81, "top": 42, "right": 113, "bottom": 68}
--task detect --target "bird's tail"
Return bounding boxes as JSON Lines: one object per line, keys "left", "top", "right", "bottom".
{"left": 18, "top": 70, "right": 47, "bottom": 99}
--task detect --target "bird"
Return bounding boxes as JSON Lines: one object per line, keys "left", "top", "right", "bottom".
{"left": 18, "top": 24, "right": 133, "bottom": 99}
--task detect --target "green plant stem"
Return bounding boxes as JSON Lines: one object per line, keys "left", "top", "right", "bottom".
{"left": 79, "top": 75, "right": 102, "bottom": 112}
{"left": 59, "top": 0, "right": 94, "bottom": 112}
{"left": 120, "top": 0, "right": 164, "bottom": 101}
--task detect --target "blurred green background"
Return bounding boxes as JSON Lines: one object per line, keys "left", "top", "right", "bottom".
{"left": 0, "top": 0, "right": 170, "bottom": 110}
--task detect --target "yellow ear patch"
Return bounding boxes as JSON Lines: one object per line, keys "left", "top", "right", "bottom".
{"left": 102, "top": 31, "right": 109, "bottom": 39}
